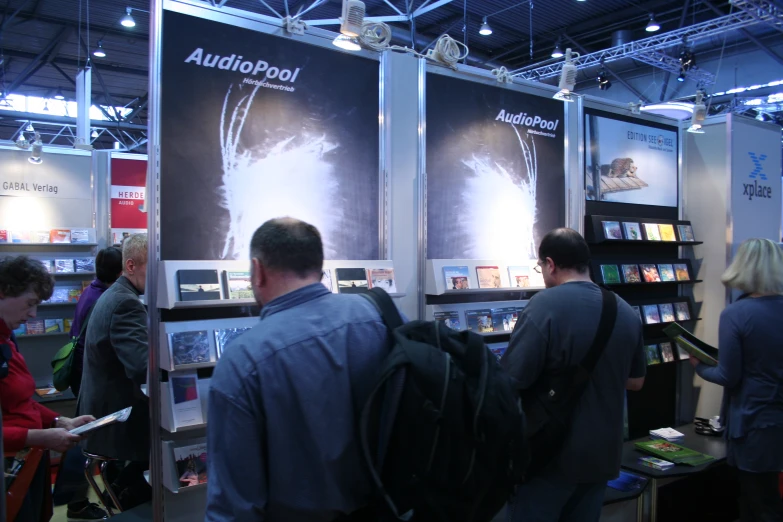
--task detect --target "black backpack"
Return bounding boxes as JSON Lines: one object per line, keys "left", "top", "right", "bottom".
{"left": 359, "top": 288, "right": 527, "bottom": 522}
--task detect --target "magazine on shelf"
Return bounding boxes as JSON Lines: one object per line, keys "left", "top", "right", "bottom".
{"left": 173, "top": 443, "right": 208, "bottom": 488}
{"left": 602, "top": 221, "right": 623, "bottom": 240}
{"left": 658, "top": 264, "right": 676, "bottom": 282}
{"left": 659, "top": 342, "right": 675, "bottom": 363}
{"left": 621, "top": 264, "right": 641, "bottom": 283}
{"left": 673, "top": 302, "right": 691, "bottom": 321}
{"left": 39, "top": 260, "right": 55, "bottom": 274}
{"left": 476, "top": 266, "right": 502, "bottom": 289}
{"left": 70, "top": 229, "right": 90, "bottom": 244}
{"left": 55, "top": 259, "right": 75, "bottom": 273}
{"left": 25, "top": 319, "right": 44, "bottom": 335}
{"left": 673, "top": 264, "right": 690, "bottom": 281}
{"left": 678, "top": 225, "right": 695, "bottom": 242}
{"left": 177, "top": 270, "right": 222, "bottom": 302}
{"left": 69, "top": 407, "right": 133, "bottom": 436}
{"left": 658, "top": 224, "right": 677, "bottom": 242}
{"left": 74, "top": 258, "right": 96, "bottom": 273}
{"left": 658, "top": 303, "right": 675, "bottom": 323}
{"left": 214, "top": 327, "right": 252, "bottom": 358}
{"left": 643, "top": 223, "right": 662, "bottom": 241}
{"left": 169, "top": 331, "right": 214, "bottom": 367}
{"left": 507, "top": 266, "right": 531, "bottom": 288}
{"left": 50, "top": 229, "right": 71, "bottom": 243}
{"left": 623, "top": 222, "right": 643, "bottom": 241}
{"left": 640, "top": 264, "right": 661, "bottom": 283}
{"left": 644, "top": 345, "right": 662, "bottom": 365}
{"left": 44, "top": 319, "right": 64, "bottom": 334}
{"left": 487, "top": 342, "right": 508, "bottom": 360}
{"left": 433, "top": 311, "right": 461, "bottom": 331}
{"left": 465, "top": 309, "right": 493, "bottom": 333}
{"left": 367, "top": 268, "right": 397, "bottom": 293}
{"left": 663, "top": 323, "right": 718, "bottom": 366}
{"left": 335, "top": 268, "right": 368, "bottom": 294}
{"left": 443, "top": 266, "right": 470, "bottom": 290}
{"left": 169, "top": 371, "right": 204, "bottom": 427}
{"left": 225, "top": 271, "right": 253, "bottom": 299}
{"left": 10, "top": 231, "right": 30, "bottom": 243}
{"left": 600, "top": 265, "right": 621, "bottom": 285}
{"left": 34, "top": 230, "right": 50, "bottom": 243}
{"left": 490, "top": 307, "right": 519, "bottom": 332}
{"left": 643, "top": 305, "right": 661, "bottom": 325}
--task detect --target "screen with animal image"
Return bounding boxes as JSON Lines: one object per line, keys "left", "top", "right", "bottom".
{"left": 158, "top": 10, "right": 380, "bottom": 261}
{"left": 426, "top": 73, "right": 566, "bottom": 261}
{"left": 585, "top": 111, "right": 678, "bottom": 207}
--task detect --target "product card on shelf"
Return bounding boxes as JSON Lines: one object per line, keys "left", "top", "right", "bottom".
{"left": 70, "top": 229, "right": 90, "bottom": 244}
{"left": 507, "top": 266, "right": 531, "bottom": 288}
{"left": 443, "top": 266, "right": 470, "bottom": 290}
{"left": 367, "top": 268, "right": 397, "bottom": 293}
{"left": 174, "top": 443, "right": 208, "bottom": 488}
{"left": 169, "top": 371, "right": 204, "bottom": 427}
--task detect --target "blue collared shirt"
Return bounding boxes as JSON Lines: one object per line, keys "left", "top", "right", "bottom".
{"left": 206, "top": 283, "right": 390, "bottom": 522}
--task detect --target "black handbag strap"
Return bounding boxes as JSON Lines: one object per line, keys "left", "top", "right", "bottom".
{"left": 581, "top": 288, "right": 619, "bottom": 374}
{"left": 75, "top": 304, "right": 95, "bottom": 343}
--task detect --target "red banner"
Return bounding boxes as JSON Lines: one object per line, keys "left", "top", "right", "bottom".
{"left": 111, "top": 158, "right": 147, "bottom": 229}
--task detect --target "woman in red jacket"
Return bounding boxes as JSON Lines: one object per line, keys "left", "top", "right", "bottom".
{"left": 1, "top": 256, "right": 95, "bottom": 522}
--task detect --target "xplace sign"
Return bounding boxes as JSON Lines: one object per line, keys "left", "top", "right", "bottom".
{"left": 742, "top": 152, "right": 772, "bottom": 201}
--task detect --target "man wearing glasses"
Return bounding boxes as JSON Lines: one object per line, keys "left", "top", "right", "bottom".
{"left": 501, "top": 228, "right": 646, "bottom": 522}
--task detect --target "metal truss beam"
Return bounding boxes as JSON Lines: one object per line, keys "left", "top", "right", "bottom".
{"left": 511, "top": 1, "right": 778, "bottom": 83}
{"left": 633, "top": 51, "right": 716, "bottom": 84}
{"left": 730, "top": 0, "right": 783, "bottom": 32}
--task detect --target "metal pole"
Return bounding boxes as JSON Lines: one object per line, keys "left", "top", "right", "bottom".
{"left": 75, "top": 67, "right": 92, "bottom": 145}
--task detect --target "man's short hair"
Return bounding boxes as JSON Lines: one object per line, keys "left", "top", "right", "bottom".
{"left": 122, "top": 233, "right": 148, "bottom": 268}
{"left": 250, "top": 218, "right": 324, "bottom": 278}
{"left": 0, "top": 256, "right": 55, "bottom": 300}
{"left": 538, "top": 228, "right": 591, "bottom": 273}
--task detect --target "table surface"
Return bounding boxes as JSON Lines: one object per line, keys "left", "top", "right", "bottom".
{"left": 621, "top": 423, "right": 727, "bottom": 479}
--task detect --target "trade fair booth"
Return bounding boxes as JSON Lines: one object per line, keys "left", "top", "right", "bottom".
{"left": 3, "top": 0, "right": 781, "bottom": 521}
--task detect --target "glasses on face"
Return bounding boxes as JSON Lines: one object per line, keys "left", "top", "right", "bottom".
{"left": 0, "top": 343, "right": 12, "bottom": 379}
{"left": 534, "top": 261, "right": 543, "bottom": 274}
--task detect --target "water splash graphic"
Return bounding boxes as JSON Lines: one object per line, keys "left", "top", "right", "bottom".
{"left": 218, "top": 84, "right": 341, "bottom": 259}
{"left": 459, "top": 125, "right": 538, "bottom": 260}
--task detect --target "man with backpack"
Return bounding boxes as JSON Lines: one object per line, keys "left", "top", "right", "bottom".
{"left": 206, "top": 218, "right": 393, "bottom": 521}
{"left": 501, "top": 228, "right": 646, "bottom": 522}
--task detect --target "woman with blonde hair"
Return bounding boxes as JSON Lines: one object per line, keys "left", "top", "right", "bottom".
{"left": 692, "top": 238, "right": 783, "bottom": 521}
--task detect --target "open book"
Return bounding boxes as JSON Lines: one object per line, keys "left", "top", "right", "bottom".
{"left": 663, "top": 323, "right": 718, "bottom": 366}
{"left": 69, "top": 407, "right": 132, "bottom": 436}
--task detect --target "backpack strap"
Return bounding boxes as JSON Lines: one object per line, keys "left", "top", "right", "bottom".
{"left": 361, "top": 288, "right": 404, "bottom": 331}
{"left": 580, "top": 288, "right": 619, "bottom": 374}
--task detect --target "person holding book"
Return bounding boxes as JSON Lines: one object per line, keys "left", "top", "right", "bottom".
{"left": 0, "top": 256, "right": 99, "bottom": 521}
{"left": 691, "top": 237, "right": 783, "bottom": 522}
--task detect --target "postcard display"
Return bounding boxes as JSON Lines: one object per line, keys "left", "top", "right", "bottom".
{"left": 584, "top": 107, "right": 699, "bottom": 439}
{"left": 150, "top": 5, "right": 387, "bottom": 519}
{"left": 423, "top": 71, "right": 566, "bottom": 357}
{"left": 0, "top": 147, "right": 98, "bottom": 396}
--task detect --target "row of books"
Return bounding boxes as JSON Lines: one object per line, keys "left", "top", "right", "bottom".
{"left": 13, "top": 318, "right": 72, "bottom": 336}
{"left": 600, "top": 263, "right": 691, "bottom": 285}
{"left": 176, "top": 268, "right": 398, "bottom": 302}
{"left": 434, "top": 304, "right": 528, "bottom": 334}
{"left": 443, "top": 265, "right": 542, "bottom": 290}
{"left": 39, "top": 258, "right": 96, "bottom": 274}
{"left": 633, "top": 302, "right": 691, "bottom": 325}
{"left": 167, "top": 327, "right": 252, "bottom": 368}
{"left": 0, "top": 228, "right": 91, "bottom": 244}
{"left": 43, "top": 282, "right": 90, "bottom": 304}
{"left": 602, "top": 221, "right": 696, "bottom": 242}
{"left": 645, "top": 341, "right": 688, "bottom": 365}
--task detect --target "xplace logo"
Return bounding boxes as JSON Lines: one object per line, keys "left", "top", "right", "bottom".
{"left": 742, "top": 152, "right": 772, "bottom": 201}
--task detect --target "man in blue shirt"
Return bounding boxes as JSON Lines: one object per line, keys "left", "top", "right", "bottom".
{"left": 206, "top": 218, "right": 390, "bottom": 522}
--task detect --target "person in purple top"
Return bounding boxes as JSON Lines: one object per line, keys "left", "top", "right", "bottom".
{"left": 69, "top": 246, "right": 122, "bottom": 397}
{"left": 692, "top": 238, "right": 783, "bottom": 522}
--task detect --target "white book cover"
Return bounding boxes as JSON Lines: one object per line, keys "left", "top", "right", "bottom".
{"left": 367, "top": 268, "right": 397, "bottom": 293}
{"left": 507, "top": 266, "right": 531, "bottom": 288}
{"left": 169, "top": 371, "right": 204, "bottom": 428}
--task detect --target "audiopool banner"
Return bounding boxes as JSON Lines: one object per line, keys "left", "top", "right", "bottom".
{"left": 426, "top": 73, "right": 566, "bottom": 261}
{"left": 159, "top": 10, "right": 380, "bottom": 261}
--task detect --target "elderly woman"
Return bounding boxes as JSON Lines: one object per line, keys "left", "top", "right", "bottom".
{"left": 692, "top": 238, "right": 783, "bottom": 521}
{"left": 0, "top": 256, "right": 96, "bottom": 521}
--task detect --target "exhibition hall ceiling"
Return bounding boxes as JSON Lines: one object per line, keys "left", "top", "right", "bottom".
{"left": 0, "top": 0, "right": 781, "bottom": 152}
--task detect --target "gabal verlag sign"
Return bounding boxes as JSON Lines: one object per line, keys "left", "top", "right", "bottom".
{"left": 0, "top": 150, "right": 91, "bottom": 200}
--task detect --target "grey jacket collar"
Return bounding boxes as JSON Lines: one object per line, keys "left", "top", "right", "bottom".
{"left": 116, "top": 275, "right": 143, "bottom": 296}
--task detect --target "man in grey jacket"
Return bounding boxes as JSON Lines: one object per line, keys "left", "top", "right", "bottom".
{"left": 79, "top": 233, "right": 150, "bottom": 509}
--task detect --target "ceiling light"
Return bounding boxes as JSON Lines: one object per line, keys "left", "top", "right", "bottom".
{"left": 688, "top": 90, "right": 707, "bottom": 134}
{"left": 332, "top": 34, "right": 361, "bottom": 51}
{"left": 340, "top": 0, "right": 365, "bottom": 37}
{"left": 91, "top": 129, "right": 99, "bottom": 138}
{"left": 43, "top": 101, "right": 49, "bottom": 112}
{"left": 25, "top": 123, "right": 34, "bottom": 132}
{"left": 755, "top": 112, "right": 766, "bottom": 122}
{"left": 28, "top": 133, "right": 43, "bottom": 164}
{"left": 646, "top": 13, "right": 660, "bottom": 32}
{"left": 54, "top": 88, "right": 65, "bottom": 100}
{"left": 597, "top": 69, "right": 612, "bottom": 90}
{"left": 554, "top": 48, "right": 579, "bottom": 102}
{"left": 120, "top": 7, "right": 135, "bottom": 28}
{"left": 551, "top": 39, "right": 564, "bottom": 59}
{"left": 677, "top": 71, "right": 686, "bottom": 82}
{"left": 93, "top": 40, "right": 106, "bottom": 58}
{"left": 479, "top": 17, "right": 493, "bottom": 36}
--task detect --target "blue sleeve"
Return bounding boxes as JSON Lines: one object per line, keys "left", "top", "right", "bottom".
{"left": 206, "top": 352, "right": 267, "bottom": 521}
{"left": 696, "top": 308, "right": 742, "bottom": 389}
{"left": 500, "top": 305, "right": 549, "bottom": 390}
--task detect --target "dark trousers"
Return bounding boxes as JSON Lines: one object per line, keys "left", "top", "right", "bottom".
{"left": 13, "top": 452, "right": 50, "bottom": 522}
{"left": 113, "top": 461, "right": 152, "bottom": 510}
{"left": 506, "top": 474, "right": 605, "bottom": 522}
{"left": 738, "top": 470, "right": 783, "bottom": 522}
{"left": 52, "top": 448, "right": 91, "bottom": 507}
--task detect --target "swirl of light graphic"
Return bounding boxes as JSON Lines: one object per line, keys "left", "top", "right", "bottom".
{"left": 218, "top": 84, "right": 342, "bottom": 260}
{"left": 459, "top": 125, "right": 538, "bottom": 261}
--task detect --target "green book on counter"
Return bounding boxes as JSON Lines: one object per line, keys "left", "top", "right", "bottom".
{"left": 663, "top": 323, "right": 718, "bottom": 366}
{"left": 635, "top": 439, "right": 715, "bottom": 467}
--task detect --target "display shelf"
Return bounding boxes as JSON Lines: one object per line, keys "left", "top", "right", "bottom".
{"left": 170, "top": 298, "right": 257, "bottom": 309}
{"left": 54, "top": 271, "right": 96, "bottom": 277}
{"left": 160, "top": 316, "right": 257, "bottom": 372}
{"left": 585, "top": 215, "right": 700, "bottom": 245}
{"left": 162, "top": 422, "right": 207, "bottom": 434}
{"left": 425, "top": 259, "right": 544, "bottom": 295}
{"left": 33, "top": 388, "right": 75, "bottom": 403}
{"left": 604, "top": 280, "right": 702, "bottom": 289}
{"left": 0, "top": 242, "right": 98, "bottom": 247}
{"left": 160, "top": 378, "right": 210, "bottom": 433}
{"left": 428, "top": 287, "right": 544, "bottom": 296}
{"left": 39, "top": 302, "right": 77, "bottom": 308}
{"left": 593, "top": 239, "right": 703, "bottom": 246}
{"left": 17, "top": 332, "right": 69, "bottom": 338}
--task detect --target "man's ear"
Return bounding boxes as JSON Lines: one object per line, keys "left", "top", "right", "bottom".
{"left": 251, "top": 258, "right": 263, "bottom": 288}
